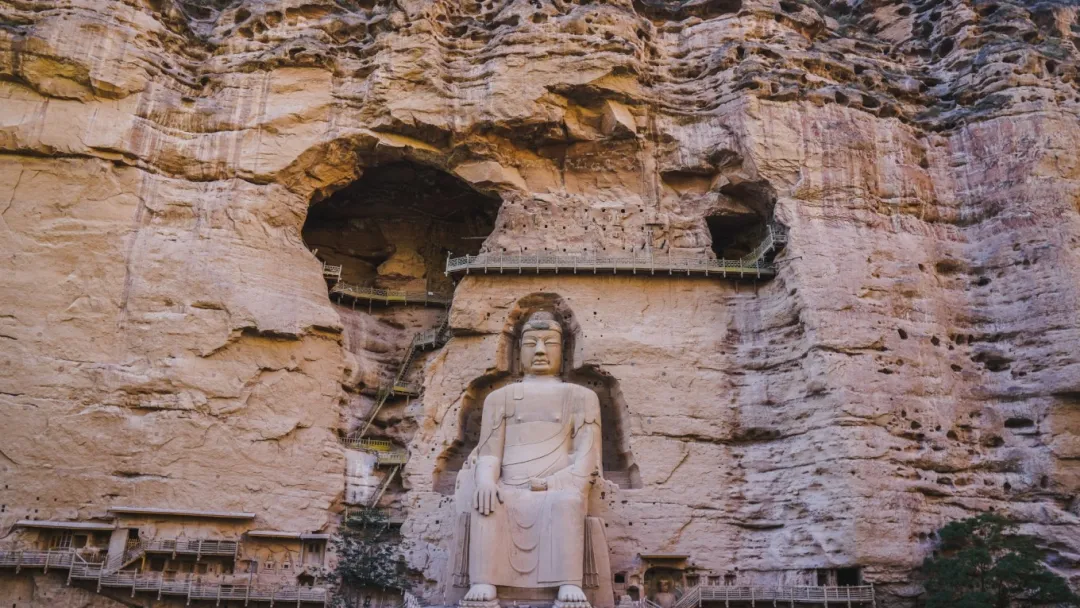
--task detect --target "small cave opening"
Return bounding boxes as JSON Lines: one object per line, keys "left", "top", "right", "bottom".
{"left": 706, "top": 214, "right": 764, "bottom": 259}
{"left": 705, "top": 179, "right": 778, "bottom": 261}
{"left": 302, "top": 160, "right": 500, "bottom": 296}
{"left": 817, "top": 567, "right": 862, "bottom": 587}
{"left": 633, "top": 0, "right": 743, "bottom": 21}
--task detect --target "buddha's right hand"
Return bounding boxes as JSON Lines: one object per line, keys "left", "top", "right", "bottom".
{"left": 474, "top": 481, "right": 500, "bottom": 515}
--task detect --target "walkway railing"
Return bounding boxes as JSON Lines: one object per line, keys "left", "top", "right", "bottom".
{"left": 330, "top": 283, "right": 452, "bottom": 306}
{"left": 446, "top": 222, "right": 788, "bottom": 279}
{"left": 0, "top": 548, "right": 95, "bottom": 571}
{"left": 1, "top": 548, "right": 328, "bottom": 604}
{"left": 341, "top": 438, "right": 409, "bottom": 465}
{"left": 675, "top": 583, "right": 875, "bottom": 607}
{"left": 98, "top": 571, "right": 329, "bottom": 603}
{"left": 322, "top": 262, "right": 342, "bottom": 282}
{"left": 142, "top": 538, "right": 239, "bottom": 558}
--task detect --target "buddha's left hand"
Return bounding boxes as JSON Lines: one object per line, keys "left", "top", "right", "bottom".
{"left": 529, "top": 477, "right": 548, "bottom": 491}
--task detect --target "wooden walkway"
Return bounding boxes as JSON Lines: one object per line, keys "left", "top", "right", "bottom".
{"left": 311, "top": 249, "right": 452, "bottom": 307}
{"left": 674, "top": 583, "right": 875, "bottom": 607}
{"left": 446, "top": 223, "right": 787, "bottom": 279}
{"left": 330, "top": 283, "right": 453, "bottom": 307}
{"left": 342, "top": 438, "right": 409, "bottom": 465}
{"left": 0, "top": 549, "right": 328, "bottom": 605}
{"left": 141, "top": 538, "right": 239, "bottom": 558}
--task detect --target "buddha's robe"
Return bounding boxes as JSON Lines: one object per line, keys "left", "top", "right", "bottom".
{"left": 465, "top": 381, "right": 602, "bottom": 588}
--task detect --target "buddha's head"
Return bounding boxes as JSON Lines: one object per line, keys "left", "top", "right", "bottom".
{"left": 520, "top": 311, "right": 563, "bottom": 377}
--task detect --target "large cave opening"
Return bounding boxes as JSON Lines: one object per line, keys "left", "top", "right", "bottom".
{"left": 303, "top": 161, "right": 500, "bottom": 296}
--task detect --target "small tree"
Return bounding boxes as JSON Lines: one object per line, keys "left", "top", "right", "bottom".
{"left": 922, "top": 513, "right": 1078, "bottom": 608}
{"left": 330, "top": 509, "right": 410, "bottom": 608}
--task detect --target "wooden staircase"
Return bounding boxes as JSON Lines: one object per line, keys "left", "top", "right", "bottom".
{"left": 351, "top": 318, "right": 451, "bottom": 440}
{"left": 101, "top": 540, "right": 144, "bottom": 575}
{"left": 368, "top": 465, "right": 401, "bottom": 508}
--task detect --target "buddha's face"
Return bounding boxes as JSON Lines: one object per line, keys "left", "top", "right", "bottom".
{"left": 521, "top": 328, "right": 563, "bottom": 376}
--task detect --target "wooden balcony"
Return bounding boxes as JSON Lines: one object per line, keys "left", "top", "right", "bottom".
{"left": 142, "top": 538, "right": 239, "bottom": 558}
{"left": 447, "top": 222, "right": 788, "bottom": 280}
{"left": 673, "top": 583, "right": 875, "bottom": 607}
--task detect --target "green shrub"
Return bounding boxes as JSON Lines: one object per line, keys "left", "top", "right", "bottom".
{"left": 922, "top": 513, "right": 1077, "bottom": 608}
{"left": 330, "top": 509, "right": 410, "bottom": 608}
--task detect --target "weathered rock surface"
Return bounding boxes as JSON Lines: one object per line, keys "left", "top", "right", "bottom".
{"left": 0, "top": 0, "right": 1079, "bottom": 605}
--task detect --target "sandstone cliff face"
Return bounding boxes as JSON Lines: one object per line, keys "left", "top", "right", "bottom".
{"left": 0, "top": 0, "right": 1078, "bottom": 605}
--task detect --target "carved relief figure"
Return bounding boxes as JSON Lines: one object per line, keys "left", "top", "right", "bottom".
{"left": 654, "top": 580, "right": 676, "bottom": 608}
{"left": 454, "top": 311, "right": 604, "bottom": 608}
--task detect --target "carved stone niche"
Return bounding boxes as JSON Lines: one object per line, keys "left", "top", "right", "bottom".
{"left": 433, "top": 294, "right": 640, "bottom": 497}
{"left": 438, "top": 294, "right": 624, "bottom": 608}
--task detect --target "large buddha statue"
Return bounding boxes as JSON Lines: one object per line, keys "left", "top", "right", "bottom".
{"left": 453, "top": 311, "right": 604, "bottom": 608}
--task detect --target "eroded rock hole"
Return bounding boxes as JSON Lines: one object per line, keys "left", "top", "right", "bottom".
{"left": 1003, "top": 417, "right": 1034, "bottom": 429}
{"left": 634, "top": 0, "right": 743, "bottom": 22}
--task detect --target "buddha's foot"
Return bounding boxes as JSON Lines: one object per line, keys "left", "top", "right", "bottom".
{"left": 553, "top": 585, "right": 591, "bottom": 608}
{"left": 460, "top": 584, "right": 500, "bottom": 608}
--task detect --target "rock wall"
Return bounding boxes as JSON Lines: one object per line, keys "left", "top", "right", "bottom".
{"left": 0, "top": 0, "right": 1078, "bottom": 605}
